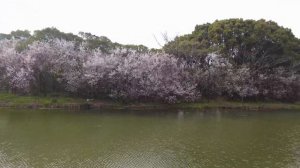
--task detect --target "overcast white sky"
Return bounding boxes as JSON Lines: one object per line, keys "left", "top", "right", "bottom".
{"left": 0, "top": 0, "right": 299, "bottom": 48}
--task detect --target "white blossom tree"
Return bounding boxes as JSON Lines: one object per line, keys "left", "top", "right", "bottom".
{"left": 0, "top": 40, "right": 31, "bottom": 92}
{"left": 84, "top": 50, "right": 200, "bottom": 102}
{"left": 23, "top": 39, "right": 87, "bottom": 93}
{"left": 0, "top": 38, "right": 299, "bottom": 102}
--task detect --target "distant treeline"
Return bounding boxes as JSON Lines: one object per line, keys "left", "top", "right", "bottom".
{"left": 0, "top": 27, "right": 154, "bottom": 53}
{"left": 0, "top": 19, "right": 299, "bottom": 103}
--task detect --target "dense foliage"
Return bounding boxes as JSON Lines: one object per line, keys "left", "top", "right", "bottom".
{"left": 0, "top": 39, "right": 199, "bottom": 102}
{"left": 163, "top": 19, "right": 300, "bottom": 101}
{"left": 164, "top": 19, "right": 300, "bottom": 70}
{"left": 0, "top": 19, "right": 300, "bottom": 102}
{"left": 0, "top": 28, "right": 149, "bottom": 53}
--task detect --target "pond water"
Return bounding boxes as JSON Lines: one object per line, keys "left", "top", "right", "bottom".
{"left": 0, "top": 108, "right": 300, "bottom": 168}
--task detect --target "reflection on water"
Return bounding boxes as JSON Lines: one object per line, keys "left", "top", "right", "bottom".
{"left": 177, "top": 110, "right": 184, "bottom": 121}
{"left": 0, "top": 108, "right": 300, "bottom": 168}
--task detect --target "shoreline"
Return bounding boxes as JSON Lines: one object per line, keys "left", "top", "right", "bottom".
{"left": 0, "top": 93, "right": 300, "bottom": 111}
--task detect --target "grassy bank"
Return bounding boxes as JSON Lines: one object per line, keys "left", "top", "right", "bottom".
{"left": 179, "top": 101, "right": 300, "bottom": 111}
{"left": 0, "top": 93, "right": 84, "bottom": 109}
{"left": 0, "top": 93, "right": 300, "bottom": 110}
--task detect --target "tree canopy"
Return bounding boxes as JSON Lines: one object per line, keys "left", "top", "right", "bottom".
{"left": 164, "top": 19, "right": 300, "bottom": 70}
{"left": 0, "top": 27, "right": 149, "bottom": 53}
{"left": 0, "top": 20, "right": 299, "bottom": 102}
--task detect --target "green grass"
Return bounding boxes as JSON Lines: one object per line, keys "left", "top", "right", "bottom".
{"left": 0, "top": 92, "right": 300, "bottom": 110}
{"left": 179, "top": 101, "right": 300, "bottom": 110}
{"left": 0, "top": 92, "right": 83, "bottom": 107}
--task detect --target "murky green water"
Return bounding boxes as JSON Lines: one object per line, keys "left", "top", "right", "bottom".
{"left": 0, "top": 108, "right": 300, "bottom": 168}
